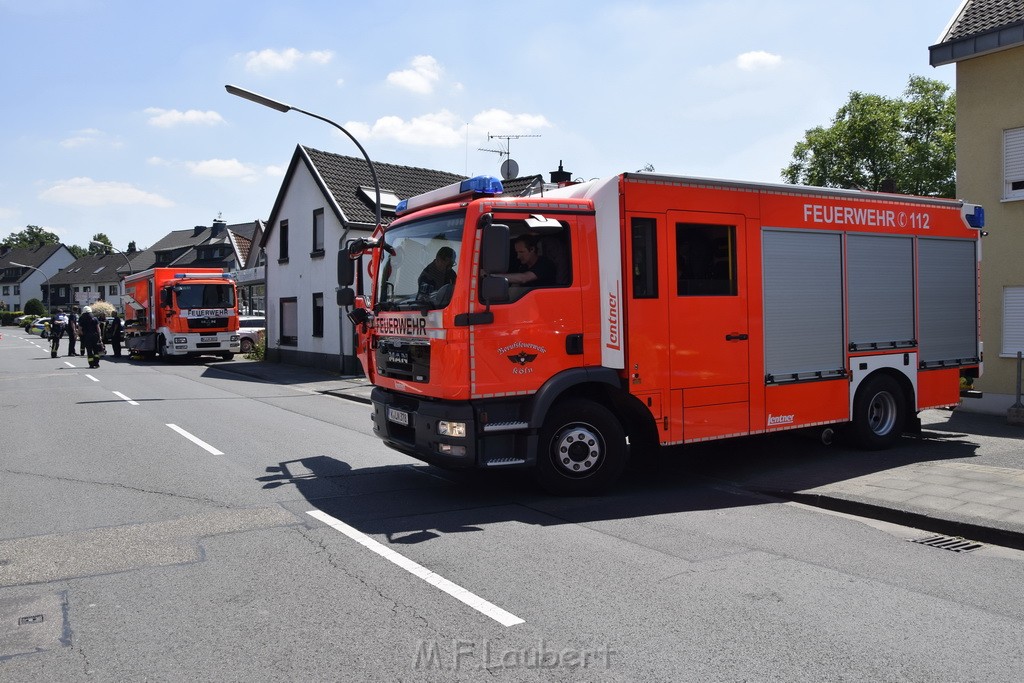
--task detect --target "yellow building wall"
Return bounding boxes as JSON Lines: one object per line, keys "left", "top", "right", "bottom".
{"left": 956, "top": 48, "right": 1024, "bottom": 400}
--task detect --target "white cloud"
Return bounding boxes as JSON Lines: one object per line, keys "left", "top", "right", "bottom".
{"left": 145, "top": 108, "right": 225, "bottom": 127}
{"left": 60, "top": 128, "right": 122, "bottom": 149}
{"left": 736, "top": 50, "right": 782, "bottom": 71}
{"left": 39, "top": 178, "right": 174, "bottom": 208}
{"left": 185, "top": 158, "right": 261, "bottom": 181}
{"left": 243, "top": 47, "right": 333, "bottom": 73}
{"left": 386, "top": 55, "right": 442, "bottom": 94}
{"left": 346, "top": 108, "right": 551, "bottom": 148}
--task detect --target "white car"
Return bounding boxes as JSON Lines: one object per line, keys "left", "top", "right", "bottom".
{"left": 238, "top": 316, "right": 265, "bottom": 354}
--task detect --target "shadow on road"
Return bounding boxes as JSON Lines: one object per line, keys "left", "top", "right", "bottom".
{"left": 258, "top": 423, "right": 983, "bottom": 543}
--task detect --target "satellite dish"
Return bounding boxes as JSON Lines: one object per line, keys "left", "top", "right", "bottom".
{"left": 500, "top": 158, "right": 519, "bottom": 180}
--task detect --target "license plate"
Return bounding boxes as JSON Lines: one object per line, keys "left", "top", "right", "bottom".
{"left": 201, "top": 336, "right": 218, "bottom": 342}
{"left": 387, "top": 407, "right": 410, "bottom": 426}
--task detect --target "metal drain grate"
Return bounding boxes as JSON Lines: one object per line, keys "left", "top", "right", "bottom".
{"left": 910, "top": 534, "right": 983, "bottom": 553}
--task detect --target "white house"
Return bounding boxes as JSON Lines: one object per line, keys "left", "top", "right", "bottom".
{"left": 258, "top": 145, "right": 468, "bottom": 373}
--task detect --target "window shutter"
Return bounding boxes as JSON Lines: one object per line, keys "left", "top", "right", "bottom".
{"left": 1005, "top": 127, "right": 1024, "bottom": 200}
{"left": 1003, "top": 286, "right": 1024, "bottom": 357}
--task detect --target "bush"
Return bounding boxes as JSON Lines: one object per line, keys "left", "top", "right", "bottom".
{"left": 24, "top": 299, "right": 45, "bottom": 315}
{"left": 0, "top": 311, "right": 25, "bottom": 326}
{"left": 245, "top": 330, "right": 266, "bottom": 360}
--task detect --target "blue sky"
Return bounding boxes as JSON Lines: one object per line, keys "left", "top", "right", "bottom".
{"left": 0, "top": 0, "right": 963, "bottom": 252}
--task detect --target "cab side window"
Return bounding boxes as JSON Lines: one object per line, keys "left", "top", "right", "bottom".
{"left": 676, "top": 223, "right": 737, "bottom": 296}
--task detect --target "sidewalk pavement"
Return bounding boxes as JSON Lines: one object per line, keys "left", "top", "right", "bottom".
{"left": 211, "top": 359, "right": 1024, "bottom": 549}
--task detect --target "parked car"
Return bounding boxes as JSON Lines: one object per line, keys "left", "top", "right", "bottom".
{"left": 238, "top": 316, "right": 265, "bottom": 354}
{"left": 30, "top": 317, "right": 51, "bottom": 338}
{"left": 14, "top": 314, "right": 34, "bottom": 327}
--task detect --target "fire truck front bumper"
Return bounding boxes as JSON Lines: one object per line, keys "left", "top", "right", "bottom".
{"left": 370, "top": 387, "right": 536, "bottom": 470}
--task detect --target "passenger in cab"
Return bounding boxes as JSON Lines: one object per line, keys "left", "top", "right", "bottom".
{"left": 502, "top": 235, "right": 556, "bottom": 287}
{"left": 417, "top": 246, "right": 456, "bottom": 295}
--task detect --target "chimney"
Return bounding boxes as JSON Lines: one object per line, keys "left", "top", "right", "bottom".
{"left": 211, "top": 217, "right": 227, "bottom": 237}
{"left": 549, "top": 160, "right": 572, "bottom": 186}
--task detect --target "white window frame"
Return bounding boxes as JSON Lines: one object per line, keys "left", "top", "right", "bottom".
{"left": 1004, "top": 127, "right": 1024, "bottom": 201}
{"left": 1003, "top": 286, "right": 1024, "bottom": 357}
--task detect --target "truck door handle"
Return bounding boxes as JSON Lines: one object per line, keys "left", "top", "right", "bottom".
{"left": 725, "top": 333, "right": 748, "bottom": 341}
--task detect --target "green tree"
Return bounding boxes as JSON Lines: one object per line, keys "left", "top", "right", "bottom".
{"left": 783, "top": 76, "right": 956, "bottom": 197}
{"left": 88, "top": 233, "right": 112, "bottom": 254}
{"left": 2, "top": 225, "right": 59, "bottom": 249}
{"left": 68, "top": 244, "right": 87, "bottom": 259}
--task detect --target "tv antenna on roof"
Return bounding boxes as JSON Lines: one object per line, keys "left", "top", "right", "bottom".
{"left": 478, "top": 132, "right": 540, "bottom": 180}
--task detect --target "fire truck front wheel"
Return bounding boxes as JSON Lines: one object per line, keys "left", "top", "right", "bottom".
{"left": 851, "top": 373, "right": 907, "bottom": 450}
{"left": 536, "top": 399, "right": 628, "bottom": 495}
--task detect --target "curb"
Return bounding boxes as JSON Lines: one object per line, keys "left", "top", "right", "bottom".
{"left": 769, "top": 489, "right": 1024, "bottom": 552}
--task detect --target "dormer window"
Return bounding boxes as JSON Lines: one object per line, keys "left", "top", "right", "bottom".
{"left": 359, "top": 186, "right": 401, "bottom": 214}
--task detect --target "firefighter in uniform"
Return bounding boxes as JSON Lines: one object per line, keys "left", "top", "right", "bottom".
{"left": 78, "top": 306, "right": 103, "bottom": 368}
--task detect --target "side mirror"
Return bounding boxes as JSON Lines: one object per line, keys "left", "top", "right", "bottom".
{"left": 480, "top": 222, "right": 510, "bottom": 273}
{"left": 480, "top": 275, "right": 510, "bottom": 304}
{"left": 338, "top": 242, "right": 355, "bottom": 287}
{"left": 337, "top": 287, "right": 355, "bottom": 307}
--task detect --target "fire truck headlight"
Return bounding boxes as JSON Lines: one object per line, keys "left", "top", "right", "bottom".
{"left": 437, "top": 421, "right": 466, "bottom": 438}
{"left": 173, "top": 337, "right": 187, "bottom": 344}
{"left": 230, "top": 335, "right": 239, "bottom": 341}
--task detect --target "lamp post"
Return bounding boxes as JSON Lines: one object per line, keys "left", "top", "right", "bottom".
{"left": 10, "top": 261, "right": 52, "bottom": 312}
{"left": 91, "top": 241, "right": 133, "bottom": 276}
{"left": 91, "top": 241, "right": 133, "bottom": 311}
{"left": 224, "top": 85, "right": 383, "bottom": 229}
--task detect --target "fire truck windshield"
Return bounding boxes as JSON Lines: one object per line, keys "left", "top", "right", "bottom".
{"left": 376, "top": 212, "right": 465, "bottom": 312}
{"left": 175, "top": 283, "right": 235, "bottom": 309}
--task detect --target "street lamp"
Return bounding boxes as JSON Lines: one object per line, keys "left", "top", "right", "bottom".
{"left": 90, "top": 241, "right": 133, "bottom": 276}
{"left": 224, "top": 85, "right": 383, "bottom": 229}
{"left": 10, "top": 261, "right": 52, "bottom": 311}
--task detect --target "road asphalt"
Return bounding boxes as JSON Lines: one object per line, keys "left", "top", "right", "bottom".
{"left": 210, "top": 358, "right": 1024, "bottom": 551}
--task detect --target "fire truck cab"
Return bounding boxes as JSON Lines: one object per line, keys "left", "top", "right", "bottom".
{"left": 342, "top": 173, "right": 984, "bottom": 494}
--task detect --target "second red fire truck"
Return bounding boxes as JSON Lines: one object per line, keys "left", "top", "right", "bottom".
{"left": 341, "top": 172, "right": 984, "bottom": 494}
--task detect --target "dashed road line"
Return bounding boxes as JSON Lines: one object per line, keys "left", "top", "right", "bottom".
{"left": 306, "top": 509, "right": 525, "bottom": 627}
{"left": 166, "top": 423, "right": 224, "bottom": 455}
{"left": 113, "top": 391, "right": 139, "bottom": 406}
{"left": 85, "top": 374, "right": 99, "bottom": 382}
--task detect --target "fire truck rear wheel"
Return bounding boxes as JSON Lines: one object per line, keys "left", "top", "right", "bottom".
{"left": 852, "top": 374, "right": 906, "bottom": 450}
{"left": 536, "top": 399, "right": 628, "bottom": 495}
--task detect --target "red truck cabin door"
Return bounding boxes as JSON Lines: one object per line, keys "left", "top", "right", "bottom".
{"left": 667, "top": 211, "right": 750, "bottom": 441}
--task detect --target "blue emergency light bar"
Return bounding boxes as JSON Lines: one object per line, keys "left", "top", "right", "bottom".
{"left": 395, "top": 175, "right": 504, "bottom": 216}
{"left": 964, "top": 204, "right": 985, "bottom": 229}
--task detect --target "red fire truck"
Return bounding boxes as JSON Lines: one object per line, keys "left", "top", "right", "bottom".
{"left": 123, "top": 267, "right": 240, "bottom": 361}
{"left": 341, "top": 173, "right": 984, "bottom": 494}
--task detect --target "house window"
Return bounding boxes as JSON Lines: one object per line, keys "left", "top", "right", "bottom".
{"left": 1005, "top": 127, "right": 1024, "bottom": 201}
{"left": 312, "top": 292, "right": 324, "bottom": 337}
{"left": 279, "top": 220, "right": 290, "bottom": 262}
{"left": 1002, "top": 286, "right": 1024, "bottom": 357}
{"left": 312, "top": 208, "right": 325, "bottom": 256}
{"left": 1, "top": 286, "right": 8, "bottom": 296}
{"left": 98, "top": 285, "right": 105, "bottom": 299}
{"left": 280, "top": 297, "right": 298, "bottom": 346}
{"left": 59, "top": 287, "right": 67, "bottom": 297}
{"left": 13, "top": 285, "right": 19, "bottom": 295}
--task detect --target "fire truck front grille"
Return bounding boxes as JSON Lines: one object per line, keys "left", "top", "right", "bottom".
{"left": 375, "top": 339, "right": 430, "bottom": 383}
{"left": 188, "top": 317, "right": 229, "bottom": 330}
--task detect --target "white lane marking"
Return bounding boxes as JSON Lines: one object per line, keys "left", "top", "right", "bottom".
{"left": 166, "top": 423, "right": 224, "bottom": 455}
{"left": 113, "top": 391, "right": 139, "bottom": 406}
{"left": 85, "top": 374, "right": 99, "bottom": 382}
{"left": 64, "top": 361, "right": 75, "bottom": 368}
{"left": 306, "top": 509, "right": 525, "bottom": 627}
